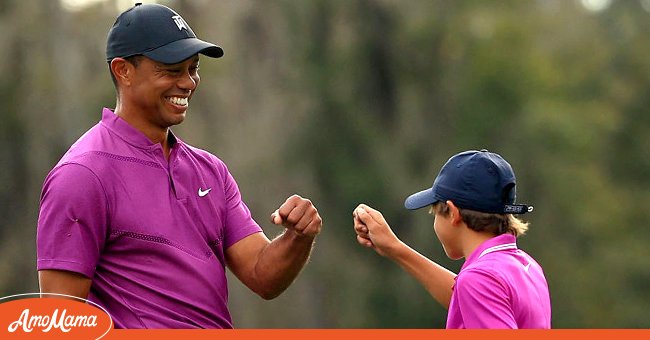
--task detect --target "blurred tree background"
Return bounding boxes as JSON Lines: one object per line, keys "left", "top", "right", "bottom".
{"left": 0, "top": 0, "right": 648, "bottom": 328}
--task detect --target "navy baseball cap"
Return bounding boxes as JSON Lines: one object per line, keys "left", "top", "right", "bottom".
{"left": 404, "top": 150, "right": 533, "bottom": 214}
{"left": 106, "top": 3, "right": 224, "bottom": 64}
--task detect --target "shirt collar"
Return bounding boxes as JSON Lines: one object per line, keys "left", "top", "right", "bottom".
{"left": 100, "top": 107, "right": 180, "bottom": 150}
{"left": 461, "top": 233, "right": 518, "bottom": 270}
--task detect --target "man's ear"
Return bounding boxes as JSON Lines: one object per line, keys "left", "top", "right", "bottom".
{"left": 446, "top": 200, "right": 463, "bottom": 226}
{"left": 110, "top": 58, "right": 134, "bottom": 87}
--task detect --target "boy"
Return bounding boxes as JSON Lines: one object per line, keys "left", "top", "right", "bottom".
{"left": 353, "top": 149, "right": 551, "bottom": 328}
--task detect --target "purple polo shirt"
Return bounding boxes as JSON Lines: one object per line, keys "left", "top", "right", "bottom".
{"left": 37, "top": 108, "right": 263, "bottom": 328}
{"left": 446, "top": 234, "right": 551, "bottom": 329}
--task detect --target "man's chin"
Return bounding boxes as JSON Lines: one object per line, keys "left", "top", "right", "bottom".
{"left": 166, "top": 111, "right": 187, "bottom": 125}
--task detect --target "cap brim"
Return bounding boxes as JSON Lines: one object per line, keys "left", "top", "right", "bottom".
{"left": 144, "top": 38, "right": 224, "bottom": 64}
{"left": 404, "top": 188, "right": 438, "bottom": 210}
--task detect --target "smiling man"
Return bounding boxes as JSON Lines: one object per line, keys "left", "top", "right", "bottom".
{"left": 36, "top": 3, "right": 322, "bottom": 328}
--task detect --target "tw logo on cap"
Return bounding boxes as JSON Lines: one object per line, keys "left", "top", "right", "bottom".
{"left": 171, "top": 15, "right": 187, "bottom": 31}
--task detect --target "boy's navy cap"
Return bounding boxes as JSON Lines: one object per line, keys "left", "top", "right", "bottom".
{"left": 106, "top": 3, "right": 224, "bottom": 64}
{"left": 404, "top": 150, "right": 533, "bottom": 214}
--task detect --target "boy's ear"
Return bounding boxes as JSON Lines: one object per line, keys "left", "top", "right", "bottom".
{"left": 446, "top": 200, "right": 463, "bottom": 225}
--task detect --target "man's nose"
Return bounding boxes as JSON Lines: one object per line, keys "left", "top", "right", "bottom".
{"left": 178, "top": 71, "right": 197, "bottom": 91}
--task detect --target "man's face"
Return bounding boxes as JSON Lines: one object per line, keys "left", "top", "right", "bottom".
{"left": 127, "top": 55, "right": 201, "bottom": 128}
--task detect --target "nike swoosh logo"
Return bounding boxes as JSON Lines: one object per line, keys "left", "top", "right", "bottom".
{"left": 523, "top": 262, "right": 531, "bottom": 272}
{"left": 198, "top": 188, "right": 212, "bottom": 197}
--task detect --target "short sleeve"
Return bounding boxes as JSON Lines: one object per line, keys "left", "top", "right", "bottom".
{"left": 220, "top": 165, "right": 263, "bottom": 249}
{"left": 37, "top": 163, "right": 109, "bottom": 279}
{"left": 454, "top": 269, "right": 517, "bottom": 329}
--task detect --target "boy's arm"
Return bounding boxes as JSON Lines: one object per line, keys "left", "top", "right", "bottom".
{"left": 354, "top": 204, "right": 456, "bottom": 309}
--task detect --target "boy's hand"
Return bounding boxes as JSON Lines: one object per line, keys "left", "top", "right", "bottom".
{"left": 353, "top": 204, "right": 402, "bottom": 257}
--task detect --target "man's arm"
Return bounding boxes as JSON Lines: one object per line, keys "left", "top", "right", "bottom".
{"left": 353, "top": 204, "right": 457, "bottom": 309}
{"left": 39, "top": 270, "right": 92, "bottom": 300}
{"left": 37, "top": 164, "right": 108, "bottom": 301}
{"left": 225, "top": 195, "right": 322, "bottom": 300}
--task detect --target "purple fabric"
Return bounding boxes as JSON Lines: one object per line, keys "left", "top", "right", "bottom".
{"left": 37, "top": 108, "right": 263, "bottom": 328}
{"left": 446, "top": 234, "right": 551, "bottom": 329}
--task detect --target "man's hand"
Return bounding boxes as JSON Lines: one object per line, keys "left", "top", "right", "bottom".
{"left": 271, "top": 194, "right": 322, "bottom": 239}
{"left": 353, "top": 204, "right": 402, "bottom": 257}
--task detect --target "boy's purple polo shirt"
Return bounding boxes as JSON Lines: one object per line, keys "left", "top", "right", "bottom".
{"left": 446, "top": 234, "right": 551, "bottom": 329}
{"left": 37, "top": 108, "right": 263, "bottom": 328}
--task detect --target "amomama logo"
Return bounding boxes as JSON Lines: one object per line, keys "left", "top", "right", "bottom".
{"left": 0, "top": 293, "right": 113, "bottom": 339}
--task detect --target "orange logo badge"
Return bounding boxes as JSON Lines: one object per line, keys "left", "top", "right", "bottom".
{"left": 0, "top": 293, "right": 113, "bottom": 339}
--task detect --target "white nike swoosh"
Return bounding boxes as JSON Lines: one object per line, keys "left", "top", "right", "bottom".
{"left": 198, "top": 188, "right": 212, "bottom": 197}
{"left": 523, "top": 263, "right": 531, "bottom": 272}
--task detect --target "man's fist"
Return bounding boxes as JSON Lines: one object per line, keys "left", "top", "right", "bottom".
{"left": 271, "top": 194, "right": 322, "bottom": 238}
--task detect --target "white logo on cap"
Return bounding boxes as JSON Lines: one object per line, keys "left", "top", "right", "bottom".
{"left": 172, "top": 15, "right": 187, "bottom": 31}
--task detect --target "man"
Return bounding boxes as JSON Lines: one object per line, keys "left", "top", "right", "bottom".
{"left": 353, "top": 150, "right": 551, "bottom": 328}
{"left": 37, "top": 3, "right": 322, "bottom": 328}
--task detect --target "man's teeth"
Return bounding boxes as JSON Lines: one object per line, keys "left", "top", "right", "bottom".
{"left": 167, "top": 97, "right": 188, "bottom": 106}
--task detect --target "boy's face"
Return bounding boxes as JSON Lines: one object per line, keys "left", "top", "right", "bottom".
{"left": 432, "top": 205, "right": 464, "bottom": 260}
